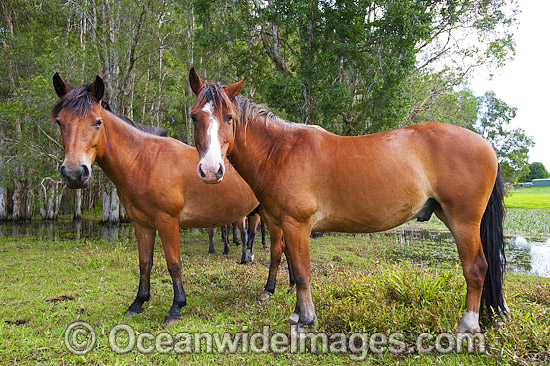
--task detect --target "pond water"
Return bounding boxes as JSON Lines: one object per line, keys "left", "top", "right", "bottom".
{"left": 0, "top": 219, "right": 136, "bottom": 243}
{"left": 373, "top": 227, "right": 550, "bottom": 278}
{"left": 1, "top": 220, "right": 549, "bottom": 278}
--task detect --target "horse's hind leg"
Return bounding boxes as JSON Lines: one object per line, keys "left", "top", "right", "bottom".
{"left": 157, "top": 216, "right": 187, "bottom": 324}
{"left": 247, "top": 214, "right": 260, "bottom": 262}
{"left": 207, "top": 228, "right": 215, "bottom": 254}
{"left": 258, "top": 225, "right": 284, "bottom": 301}
{"left": 222, "top": 225, "right": 230, "bottom": 254}
{"left": 260, "top": 219, "right": 266, "bottom": 248}
{"left": 126, "top": 222, "right": 156, "bottom": 315}
{"left": 236, "top": 218, "right": 249, "bottom": 264}
{"left": 232, "top": 222, "right": 241, "bottom": 246}
{"left": 436, "top": 209, "right": 486, "bottom": 333}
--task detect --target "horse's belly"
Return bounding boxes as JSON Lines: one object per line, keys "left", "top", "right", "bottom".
{"left": 312, "top": 200, "right": 425, "bottom": 233}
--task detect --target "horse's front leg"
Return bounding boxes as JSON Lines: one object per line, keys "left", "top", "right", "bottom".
{"left": 126, "top": 222, "right": 156, "bottom": 315}
{"left": 282, "top": 219, "right": 316, "bottom": 329}
{"left": 157, "top": 216, "right": 186, "bottom": 324}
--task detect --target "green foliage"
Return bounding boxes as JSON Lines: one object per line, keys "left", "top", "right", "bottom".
{"left": 519, "top": 162, "right": 550, "bottom": 182}
{"left": 474, "top": 91, "right": 534, "bottom": 182}
{"left": 0, "top": 0, "right": 527, "bottom": 217}
{"left": 410, "top": 85, "right": 533, "bottom": 182}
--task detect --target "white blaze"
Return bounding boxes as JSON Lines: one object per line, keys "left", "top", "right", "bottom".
{"left": 202, "top": 101, "right": 222, "bottom": 160}
{"left": 198, "top": 101, "right": 225, "bottom": 182}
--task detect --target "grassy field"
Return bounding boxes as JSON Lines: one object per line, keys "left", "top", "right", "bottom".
{"left": 0, "top": 209, "right": 549, "bottom": 365}
{"left": 504, "top": 187, "right": 550, "bottom": 209}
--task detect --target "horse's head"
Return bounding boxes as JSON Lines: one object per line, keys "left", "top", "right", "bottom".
{"left": 189, "top": 68, "right": 245, "bottom": 184}
{"left": 52, "top": 73, "right": 106, "bottom": 188}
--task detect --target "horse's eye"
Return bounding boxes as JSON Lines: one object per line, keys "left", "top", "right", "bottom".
{"left": 226, "top": 115, "right": 233, "bottom": 123}
{"left": 191, "top": 114, "right": 197, "bottom": 124}
{"left": 95, "top": 119, "right": 102, "bottom": 127}
{"left": 55, "top": 119, "right": 61, "bottom": 126}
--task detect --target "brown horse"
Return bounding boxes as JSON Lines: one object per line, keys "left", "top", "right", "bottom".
{"left": 207, "top": 218, "right": 247, "bottom": 255}
{"left": 188, "top": 68, "right": 506, "bottom": 333}
{"left": 51, "top": 73, "right": 259, "bottom": 324}
{"left": 207, "top": 216, "right": 257, "bottom": 264}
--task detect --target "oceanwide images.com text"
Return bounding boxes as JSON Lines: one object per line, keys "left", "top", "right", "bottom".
{"left": 65, "top": 321, "right": 486, "bottom": 359}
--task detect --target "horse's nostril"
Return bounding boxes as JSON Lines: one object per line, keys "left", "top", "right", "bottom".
{"left": 198, "top": 165, "right": 206, "bottom": 179}
{"left": 81, "top": 164, "right": 90, "bottom": 180}
{"left": 216, "top": 166, "right": 224, "bottom": 180}
{"left": 60, "top": 165, "right": 67, "bottom": 179}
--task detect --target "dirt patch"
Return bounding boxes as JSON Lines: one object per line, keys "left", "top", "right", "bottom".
{"left": 46, "top": 294, "right": 75, "bottom": 302}
{"left": 5, "top": 317, "right": 31, "bottom": 325}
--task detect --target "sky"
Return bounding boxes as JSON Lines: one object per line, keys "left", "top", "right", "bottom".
{"left": 469, "top": 0, "right": 550, "bottom": 174}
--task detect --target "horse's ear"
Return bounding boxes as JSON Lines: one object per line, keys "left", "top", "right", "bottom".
{"left": 189, "top": 67, "right": 203, "bottom": 96}
{"left": 225, "top": 77, "right": 246, "bottom": 99}
{"left": 53, "top": 72, "right": 70, "bottom": 98}
{"left": 88, "top": 75, "right": 104, "bottom": 102}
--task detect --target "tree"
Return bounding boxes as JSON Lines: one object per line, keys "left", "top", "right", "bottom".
{"left": 0, "top": 0, "right": 527, "bottom": 220}
{"left": 519, "top": 162, "right": 550, "bottom": 182}
{"left": 474, "top": 91, "right": 534, "bottom": 183}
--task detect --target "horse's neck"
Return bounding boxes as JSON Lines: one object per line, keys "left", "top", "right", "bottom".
{"left": 231, "top": 115, "right": 288, "bottom": 186}
{"left": 96, "top": 114, "right": 145, "bottom": 187}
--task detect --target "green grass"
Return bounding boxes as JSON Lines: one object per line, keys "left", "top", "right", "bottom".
{"left": 505, "top": 187, "right": 550, "bottom": 209}
{"left": 1, "top": 212, "right": 549, "bottom": 365}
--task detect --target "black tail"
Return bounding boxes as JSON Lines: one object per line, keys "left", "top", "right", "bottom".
{"left": 480, "top": 166, "right": 507, "bottom": 320}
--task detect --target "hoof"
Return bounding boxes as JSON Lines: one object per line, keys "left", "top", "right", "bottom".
{"left": 223, "top": 250, "right": 230, "bottom": 255}
{"left": 288, "top": 312, "right": 300, "bottom": 325}
{"left": 258, "top": 291, "right": 272, "bottom": 302}
{"left": 233, "top": 241, "right": 241, "bottom": 246}
{"left": 208, "top": 250, "right": 215, "bottom": 254}
{"left": 288, "top": 313, "right": 317, "bottom": 330}
{"left": 125, "top": 304, "right": 144, "bottom": 316}
{"left": 163, "top": 314, "right": 182, "bottom": 326}
{"left": 457, "top": 311, "right": 481, "bottom": 334}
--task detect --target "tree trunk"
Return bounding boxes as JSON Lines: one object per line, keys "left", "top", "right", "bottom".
{"left": 24, "top": 188, "right": 32, "bottom": 221}
{"left": 100, "top": 187, "right": 111, "bottom": 223}
{"left": 12, "top": 180, "right": 24, "bottom": 221}
{"left": 100, "top": 184, "right": 120, "bottom": 224}
{"left": 0, "top": 186, "right": 6, "bottom": 222}
{"left": 108, "top": 187, "right": 120, "bottom": 224}
{"left": 45, "top": 184, "right": 55, "bottom": 220}
{"left": 74, "top": 188, "right": 82, "bottom": 220}
{"left": 54, "top": 184, "right": 63, "bottom": 219}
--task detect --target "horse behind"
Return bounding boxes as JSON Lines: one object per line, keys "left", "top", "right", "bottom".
{"left": 188, "top": 68, "right": 507, "bottom": 334}
{"left": 51, "top": 73, "right": 259, "bottom": 324}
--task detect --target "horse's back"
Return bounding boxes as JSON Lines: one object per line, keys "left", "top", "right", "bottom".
{"left": 292, "top": 122, "right": 498, "bottom": 232}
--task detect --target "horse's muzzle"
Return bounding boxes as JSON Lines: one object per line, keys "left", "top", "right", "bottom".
{"left": 60, "top": 163, "right": 91, "bottom": 188}
{"left": 197, "top": 161, "right": 225, "bottom": 184}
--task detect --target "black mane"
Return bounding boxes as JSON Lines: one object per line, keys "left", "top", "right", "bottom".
{"left": 51, "top": 85, "right": 169, "bottom": 137}
{"left": 198, "top": 83, "right": 280, "bottom": 125}
{"left": 101, "top": 100, "right": 169, "bottom": 137}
